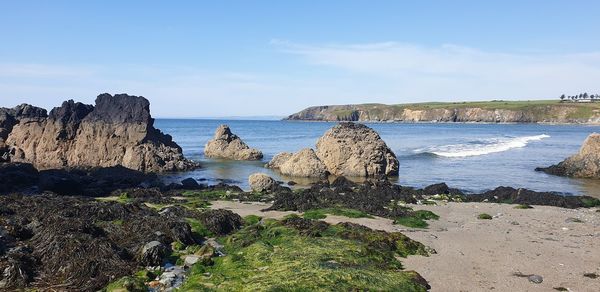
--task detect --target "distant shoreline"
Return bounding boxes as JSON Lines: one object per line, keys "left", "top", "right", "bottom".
{"left": 285, "top": 100, "right": 600, "bottom": 125}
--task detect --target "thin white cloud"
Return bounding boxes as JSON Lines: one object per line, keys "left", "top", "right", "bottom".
{"left": 273, "top": 40, "right": 600, "bottom": 99}
{"left": 2, "top": 42, "right": 600, "bottom": 117}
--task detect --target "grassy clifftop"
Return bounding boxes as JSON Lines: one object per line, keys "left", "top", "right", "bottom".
{"left": 286, "top": 100, "right": 600, "bottom": 123}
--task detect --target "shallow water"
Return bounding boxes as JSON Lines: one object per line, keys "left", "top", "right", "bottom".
{"left": 156, "top": 119, "right": 600, "bottom": 197}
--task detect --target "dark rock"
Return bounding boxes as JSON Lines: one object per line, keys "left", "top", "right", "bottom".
{"left": 169, "top": 221, "right": 196, "bottom": 245}
{"left": 423, "top": 183, "right": 448, "bottom": 195}
{"left": 38, "top": 169, "right": 84, "bottom": 196}
{"left": 281, "top": 216, "right": 329, "bottom": 237}
{"left": 267, "top": 178, "right": 417, "bottom": 219}
{"left": 0, "top": 194, "right": 196, "bottom": 290}
{"left": 140, "top": 241, "right": 169, "bottom": 266}
{"left": 198, "top": 209, "right": 243, "bottom": 236}
{"left": 0, "top": 163, "right": 39, "bottom": 194}
{"left": 466, "top": 186, "right": 599, "bottom": 209}
{"left": 48, "top": 100, "right": 94, "bottom": 140}
{"left": 85, "top": 93, "right": 151, "bottom": 124}
{"left": 0, "top": 247, "right": 36, "bottom": 289}
{"left": 287, "top": 181, "right": 297, "bottom": 186}
{"left": 181, "top": 178, "right": 200, "bottom": 189}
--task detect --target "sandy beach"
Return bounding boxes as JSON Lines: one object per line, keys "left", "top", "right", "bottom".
{"left": 210, "top": 201, "right": 600, "bottom": 292}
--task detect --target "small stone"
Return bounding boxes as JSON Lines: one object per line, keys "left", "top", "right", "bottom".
{"left": 565, "top": 217, "right": 583, "bottom": 223}
{"left": 184, "top": 255, "right": 201, "bottom": 267}
{"left": 528, "top": 274, "right": 543, "bottom": 284}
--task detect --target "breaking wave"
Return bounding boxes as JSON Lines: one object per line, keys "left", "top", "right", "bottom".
{"left": 415, "top": 134, "right": 550, "bottom": 158}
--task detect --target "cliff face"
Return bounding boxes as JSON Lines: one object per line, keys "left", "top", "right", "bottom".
{"left": 0, "top": 93, "right": 197, "bottom": 172}
{"left": 286, "top": 102, "right": 600, "bottom": 124}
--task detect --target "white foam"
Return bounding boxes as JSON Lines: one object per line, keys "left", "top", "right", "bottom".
{"left": 417, "top": 134, "right": 550, "bottom": 158}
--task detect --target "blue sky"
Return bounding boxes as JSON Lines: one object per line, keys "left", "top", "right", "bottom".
{"left": 1, "top": 1, "right": 600, "bottom": 117}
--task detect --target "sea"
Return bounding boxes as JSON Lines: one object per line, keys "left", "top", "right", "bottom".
{"left": 155, "top": 119, "right": 600, "bottom": 198}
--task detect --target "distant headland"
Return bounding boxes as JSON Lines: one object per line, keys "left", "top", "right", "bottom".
{"left": 285, "top": 99, "right": 600, "bottom": 124}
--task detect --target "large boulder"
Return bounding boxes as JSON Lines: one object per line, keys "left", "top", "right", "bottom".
{"left": 265, "top": 152, "right": 293, "bottom": 169}
{"left": 315, "top": 123, "right": 399, "bottom": 177}
{"left": 276, "top": 148, "right": 329, "bottom": 178}
{"left": 1, "top": 93, "right": 197, "bottom": 172}
{"left": 204, "top": 125, "right": 263, "bottom": 160}
{"left": 248, "top": 173, "right": 277, "bottom": 192}
{"left": 537, "top": 133, "right": 600, "bottom": 178}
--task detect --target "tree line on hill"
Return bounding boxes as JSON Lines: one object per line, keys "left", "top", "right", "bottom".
{"left": 560, "top": 93, "right": 600, "bottom": 102}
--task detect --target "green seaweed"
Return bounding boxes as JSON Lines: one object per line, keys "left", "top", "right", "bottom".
{"left": 477, "top": 213, "right": 493, "bottom": 220}
{"left": 302, "top": 208, "right": 374, "bottom": 220}
{"left": 179, "top": 220, "right": 429, "bottom": 291}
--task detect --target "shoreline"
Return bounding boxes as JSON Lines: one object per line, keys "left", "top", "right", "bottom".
{"left": 210, "top": 200, "right": 600, "bottom": 292}
{"left": 281, "top": 119, "right": 600, "bottom": 126}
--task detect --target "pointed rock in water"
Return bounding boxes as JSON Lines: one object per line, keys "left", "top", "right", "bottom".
{"left": 537, "top": 133, "right": 600, "bottom": 178}
{"left": 315, "top": 122, "right": 399, "bottom": 177}
{"left": 204, "top": 124, "right": 263, "bottom": 160}
{"left": 1, "top": 93, "right": 197, "bottom": 172}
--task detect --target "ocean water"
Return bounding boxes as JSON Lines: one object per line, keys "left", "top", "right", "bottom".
{"left": 155, "top": 119, "right": 600, "bottom": 197}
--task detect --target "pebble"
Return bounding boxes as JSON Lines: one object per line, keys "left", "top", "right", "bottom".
{"left": 528, "top": 274, "right": 543, "bottom": 284}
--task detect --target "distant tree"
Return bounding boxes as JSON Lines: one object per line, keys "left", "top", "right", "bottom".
{"left": 584, "top": 92, "right": 589, "bottom": 99}
{"left": 579, "top": 93, "right": 584, "bottom": 99}
{"left": 560, "top": 94, "right": 566, "bottom": 101}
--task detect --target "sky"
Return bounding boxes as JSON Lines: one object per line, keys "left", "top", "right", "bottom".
{"left": 1, "top": 1, "right": 600, "bottom": 118}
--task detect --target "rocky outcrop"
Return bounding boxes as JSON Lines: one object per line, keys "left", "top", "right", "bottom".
{"left": 536, "top": 133, "right": 600, "bottom": 178}
{"left": 273, "top": 148, "right": 329, "bottom": 178}
{"left": 204, "top": 125, "right": 263, "bottom": 160}
{"left": 0, "top": 93, "right": 197, "bottom": 172}
{"left": 265, "top": 152, "right": 293, "bottom": 169}
{"left": 248, "top": 173, "right": 278, "bottom": 192}
{"left": 316, "top": 123, "right": 399, "bottom": 176}
{"left": 286, "top": 102, "right": 600, "bottom": 124}
{"left": 267, "top": 123, "right": 398, "bottom": 177}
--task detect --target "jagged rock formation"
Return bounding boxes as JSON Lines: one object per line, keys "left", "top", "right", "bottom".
{"left": 536, "top": 133, "right": 600, "bottom": 178}
{"left": 0, "top": 93, "right": 197, "bottom": 172}
{"left": 204, "top": 125, "right": 263, "bottom": 160}
{"left": 267, "top": 123, "right": 398, "bottom": 177}
{"left": 286, "top": 102, "right": 600, "bottom": 124}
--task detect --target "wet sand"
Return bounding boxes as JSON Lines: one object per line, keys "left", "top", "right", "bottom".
{"left": 210, "top": 201, "right": 600, "bottom": 292}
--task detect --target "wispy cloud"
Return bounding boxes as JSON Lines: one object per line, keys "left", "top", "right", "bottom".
{"left": 273, "top": 40, "right": 600, "bottom": 99}
{"left": 2, "top": 42, "right": 600, "bottom": 117}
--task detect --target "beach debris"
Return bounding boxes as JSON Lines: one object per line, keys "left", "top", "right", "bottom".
{"left": 513, "top": 272, "right": 543, "bottom": 284}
